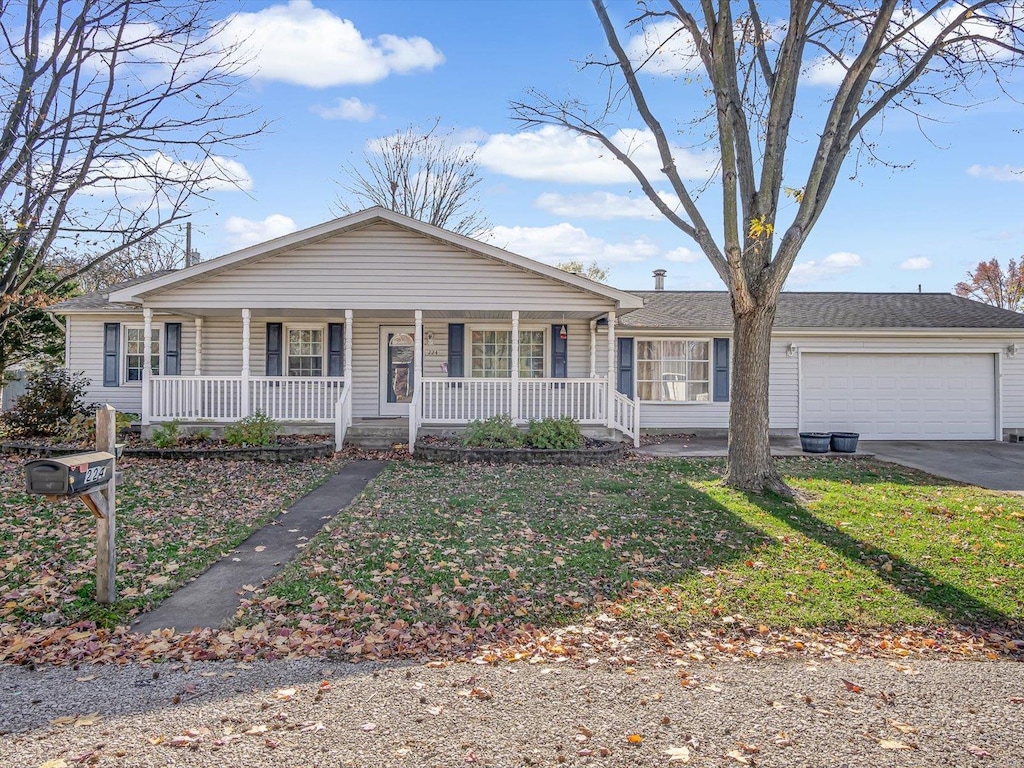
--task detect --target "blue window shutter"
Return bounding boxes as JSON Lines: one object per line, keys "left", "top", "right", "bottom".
{"left": 617, "top": 337, "right": 634, "bottom": 397}
{"left": 266, "top": 323, "right": 283, "bottom": 376}
{"left": 447, "top": 323, "right": 464, "bottom": 377}
{"left": 103, "top": 322, "right": 120, "bottom": 387}
{"left": 164, "top": 323, "right": 181, "bottom": 376}
{"left": 713, "top": 338, "right": 730, "bottom": 402}
{"left": 551, "top": 324, "right": 568, "bottom": 378}
{"left": 327, "top": 323, "right": 344, "bottom": 376}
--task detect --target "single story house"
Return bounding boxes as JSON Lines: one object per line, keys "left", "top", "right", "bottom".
{"left": 50, "top": 207, "right": 1024, "bottom": 449}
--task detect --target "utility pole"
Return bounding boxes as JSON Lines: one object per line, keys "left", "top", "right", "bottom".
{"left": 185, "top": 221, "right": 193, "bottom": 268}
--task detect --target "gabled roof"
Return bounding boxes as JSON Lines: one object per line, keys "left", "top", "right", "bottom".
{"left": 621, "top": 291, "right": 1024, "bottom": 330}
{"left": 106, "top": 207, "right": 643, "bottom": 310}
{"left": 49, "top": 270, "right": 178, "bottom": 312}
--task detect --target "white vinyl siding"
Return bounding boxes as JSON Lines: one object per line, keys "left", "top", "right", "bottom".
{"left": 146, "top": 222, "right": 619, "bottom": 313}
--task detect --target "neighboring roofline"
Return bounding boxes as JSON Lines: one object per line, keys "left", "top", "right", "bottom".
{"left": 108, "top": 207, "right": 644, "bottom": 310}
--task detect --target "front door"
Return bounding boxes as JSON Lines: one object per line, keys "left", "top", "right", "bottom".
{"left": 379, "top": 327, "right": 415, "bottom": 416}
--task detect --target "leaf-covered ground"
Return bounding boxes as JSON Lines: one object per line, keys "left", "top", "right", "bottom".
{"left": 0, "top": 454, "right": 344, "bottom": 629}
{"left": 2, "top": 456, "right": 1022, "bottom": 666}
{"left": 212, "top": 457, "right": 1022, "bottom": 662}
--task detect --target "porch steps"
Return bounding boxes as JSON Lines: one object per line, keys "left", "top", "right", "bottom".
{"left": 346, "top": 418, "right": 410, "bottom": 449}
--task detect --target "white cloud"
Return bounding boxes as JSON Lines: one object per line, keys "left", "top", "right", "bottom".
{"left": 899, "top": 256, "right": 933, "bottom": 270}
{"left": 221, "top": 0, "right": 444, "bottom": 88}
{"left": 787, "top": 251, "right": 863, "bottom": 286}
{"left": 311, "top": 97, "right": 377, "bottom": 121}
{"left": 482, "top": 223, "right": 661, "bottom": 265}
{"left": 967, "top": 164, "right": 1024, "bottom": 182}
{"left": 804, "top": 55, "right": 849, "bottom": 86}
{"left": 80, "top": 153, "right": 252, "bottom": 197}
{"left": 625, "top": 19, "right": 702, "bottom": 76}
{"left": 665, "top": 246, "right": 701, "bottom": 264}
{"left": 478, "top": 126, "right": 716, "bottom": 184}
{"left": 225, "top": 214, "right": 297, "bottom": 248}
{"left": 534, "top": 190, "right": 677, "bottom": 220}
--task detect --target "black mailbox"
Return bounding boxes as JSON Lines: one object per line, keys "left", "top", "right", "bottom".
{"left": 24, "top": 452, "right": 115, "bottom": 497}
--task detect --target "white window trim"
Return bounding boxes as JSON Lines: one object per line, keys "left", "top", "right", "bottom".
{"left": 468, "top": 324, "right": 549, "bottom": 379}
{"left": 284, "top": 323, "right": 327, "bottom": 378}
{"left": 123, "top": 323, "right": 162, "bottom": 385}
{"left": 635, "top": 336, "right": 713, "bottom": 404}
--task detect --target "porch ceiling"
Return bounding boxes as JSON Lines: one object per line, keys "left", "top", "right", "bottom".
{"left": 150, "top": 307, "right": 610, "bottom": 321}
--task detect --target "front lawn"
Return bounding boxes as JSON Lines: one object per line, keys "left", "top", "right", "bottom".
{"left": 238, "top": 458, "right": 1023, "bottom": 653}
{"left": 0, "top": 455, "right": 344, "bottom": 629}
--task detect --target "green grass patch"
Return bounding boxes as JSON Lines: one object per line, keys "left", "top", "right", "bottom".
{"left": 240, "top": 458, "right": 1024, "bottom": 635}
{"left": 0, "top": 455, "right": 344, "bottom": 628}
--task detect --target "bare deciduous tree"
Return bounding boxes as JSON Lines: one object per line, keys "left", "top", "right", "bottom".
{"left": 514, "top": 1, "right": 1024, "bottom": 495}
{"left": 556, "top": 259, "right": 610, "bottom": 283}
{"left": 0, "top": 0, "right": 261, "bottom": 380}
{"left": 336, "top": 121, "right": 489, "bottom": 236}
{"left": 955, "top": 257, "right": 1024, "bottom": 311}
{"left": 57, "top": 232, "right": 197, "bottom": 293}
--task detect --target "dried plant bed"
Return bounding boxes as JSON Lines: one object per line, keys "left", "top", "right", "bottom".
{"left": 1, "top": 437, "right": 335, "bottom": 462}
{"left": 415, "top": 436, "right": 624, "bottom": 465}
{"left": 0, "top": 454, "right": 345, "bottom": 631}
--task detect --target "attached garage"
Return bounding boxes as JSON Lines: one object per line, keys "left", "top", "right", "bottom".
{"left": 800, "top": 352, "right": 998, "bottom": 440}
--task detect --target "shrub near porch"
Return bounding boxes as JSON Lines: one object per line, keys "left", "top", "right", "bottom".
{"left": 239, "top": 459, "right": 1024, "bottom": 655}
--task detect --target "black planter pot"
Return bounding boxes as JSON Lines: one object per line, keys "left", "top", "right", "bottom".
{"left": 799, "top": 432, "right": 832, "bottom": 454}
{"left": 830, "top": 432, "right": 860, "bottom": 453}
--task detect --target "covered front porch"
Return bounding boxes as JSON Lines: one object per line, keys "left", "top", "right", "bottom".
{"left": 139, "top": 307, "right": 639, "bottom": 450}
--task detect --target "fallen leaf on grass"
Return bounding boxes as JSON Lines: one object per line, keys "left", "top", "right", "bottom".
{"left": 888, "top": 721, "right": 918, "bottom": 734}
{"left": 273, "top": 687, "right": 297, "bottom": 701}
{"left": 469, "top": 687, "right": 493, "bottom": 701}
{"left": 841, "top": 678, "right": 863, "bottom": 694}
{"left": 967, "top": 745, "right": 994, "bottom": 759}
{"left": 663, "top": 745, "right": 691, "bottom": 763}
{"left": 360, "top": 722, "right": 377, "bottom": 732}
{"left": 725, "top": 749, "right": 752, "bottom": 765}
{"left": 627, "top": 733, "right": 643, "bottom": 744}
{"left": 298, "top": 721, "right": 325, "bottom": 733}
{"left": 37, "top": 761, "right": 68, "bottom": 768}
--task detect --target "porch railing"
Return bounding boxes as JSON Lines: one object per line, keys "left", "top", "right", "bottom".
{"left": 148, "top": 375, "right": 345, "bottom": 423}
{"left": 334, "top": 381, "right": 352, "bottom": 449}
{"left": 419, "top": 377, "right": 609, "bottom": 424}
{"left": 611, "top": 390, "right": 640, "bottom": 447}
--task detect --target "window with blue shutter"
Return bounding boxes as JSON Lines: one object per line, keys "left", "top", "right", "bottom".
{"left": 617, "top": 337, "right": 634, "bottom": 398}
{"left": 713, "top": 338, "right": 730, "bottom": 402}
{"left": 551, "top": 324, "right": 568, "bottom": 378}
{"left": 327, "top": 323, "right": 344, "bottom": 376}
{"left": 265, "top": 323, "right": 283, "bottom": 376}
{"left": 103, "top": 322, "right": 120, "bottom": 387}
{"left": 447, "top": 323, "right": 464, "bottom": 377}
{"left": 164, "top": 323, "right": 181, "bottom": 376}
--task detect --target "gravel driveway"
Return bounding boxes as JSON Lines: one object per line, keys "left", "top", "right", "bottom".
{"left": 2, "top": 657, "right": 1022, "bottom": 767}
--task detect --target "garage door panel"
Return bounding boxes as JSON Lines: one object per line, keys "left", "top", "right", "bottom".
{"left": 801, "top": 353, "right": 995, "bottom": 440}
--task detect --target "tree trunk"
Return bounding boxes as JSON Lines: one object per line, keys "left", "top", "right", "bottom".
{"left": 725, "top": 299, "right": 792, "bottom": 496}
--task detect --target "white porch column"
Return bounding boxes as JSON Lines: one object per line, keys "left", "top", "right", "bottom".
{"left": 344, "top": 309, "right": 353, "bottom": 381}
{"left": 141, "top": 307, "right": 152, "bottom": 425}
{"left": 193, "top": 318, "right": 203, "bottom": 376}
{"left": 510, "top": 311, "right": 520, "bottom": 422}
{"left": 589, "top": 320, "right": 597, "bottom": 378}
{"left": 241, "top": 308, "right": 251, "bottom": 418}
{"left": 606, "top": 310, "right": 616, "bottom": 428}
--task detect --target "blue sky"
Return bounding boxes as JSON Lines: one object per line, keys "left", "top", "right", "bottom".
{"left": 178, "top": 0, "right": 1024, "bottom": 294}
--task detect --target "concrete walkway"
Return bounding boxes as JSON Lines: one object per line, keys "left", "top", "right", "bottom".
{"left": 132, "top": 460, "right": 388, "bottom": 634}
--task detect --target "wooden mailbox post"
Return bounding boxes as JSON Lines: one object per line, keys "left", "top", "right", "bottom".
{"left": 23, "top": 405, "right": 119, "bottom": 604}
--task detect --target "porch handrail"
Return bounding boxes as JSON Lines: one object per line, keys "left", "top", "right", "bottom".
{"left": 419, "top": 377, "right": 607, "bottom": 424}
{"left": 149, "top": 374, "right": 344, "bottom": 423}
{"left": 611, "top": 390, "right": 640, "bottom": 446}
{"left": 334, "top": 380, "right": 352, "bottom": 450}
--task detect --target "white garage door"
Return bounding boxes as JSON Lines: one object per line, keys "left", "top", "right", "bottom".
{"left": 800, "top": 353, "right": 996, "bottom": 440}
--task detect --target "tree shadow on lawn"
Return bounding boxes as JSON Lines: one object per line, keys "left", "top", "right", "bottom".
{"left": 741, "top": 483, "right": 1019, "bottom": 635}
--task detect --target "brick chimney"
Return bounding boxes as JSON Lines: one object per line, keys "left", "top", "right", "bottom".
{"left": 653, "top": 269, "right": 667, "bottom": 291}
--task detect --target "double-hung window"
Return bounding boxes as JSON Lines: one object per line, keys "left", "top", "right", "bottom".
{"left": 124, "top": 326, "right": 160, "bottom": 382}
{"left": 470, "top": 329, "right": 546, "bottom": 378}
{"left": 636, "top": 339, "right": 710, "bottom": 402}
{"left": 286, "top": 327, "right": 324, "bottom": 376}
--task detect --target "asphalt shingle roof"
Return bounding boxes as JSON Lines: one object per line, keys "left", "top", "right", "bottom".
{"left": 621, "top": 291, "right": 1024, "bottom": 330}
{"left": 48, "top": 270, "right": 177, "bottom": 312}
